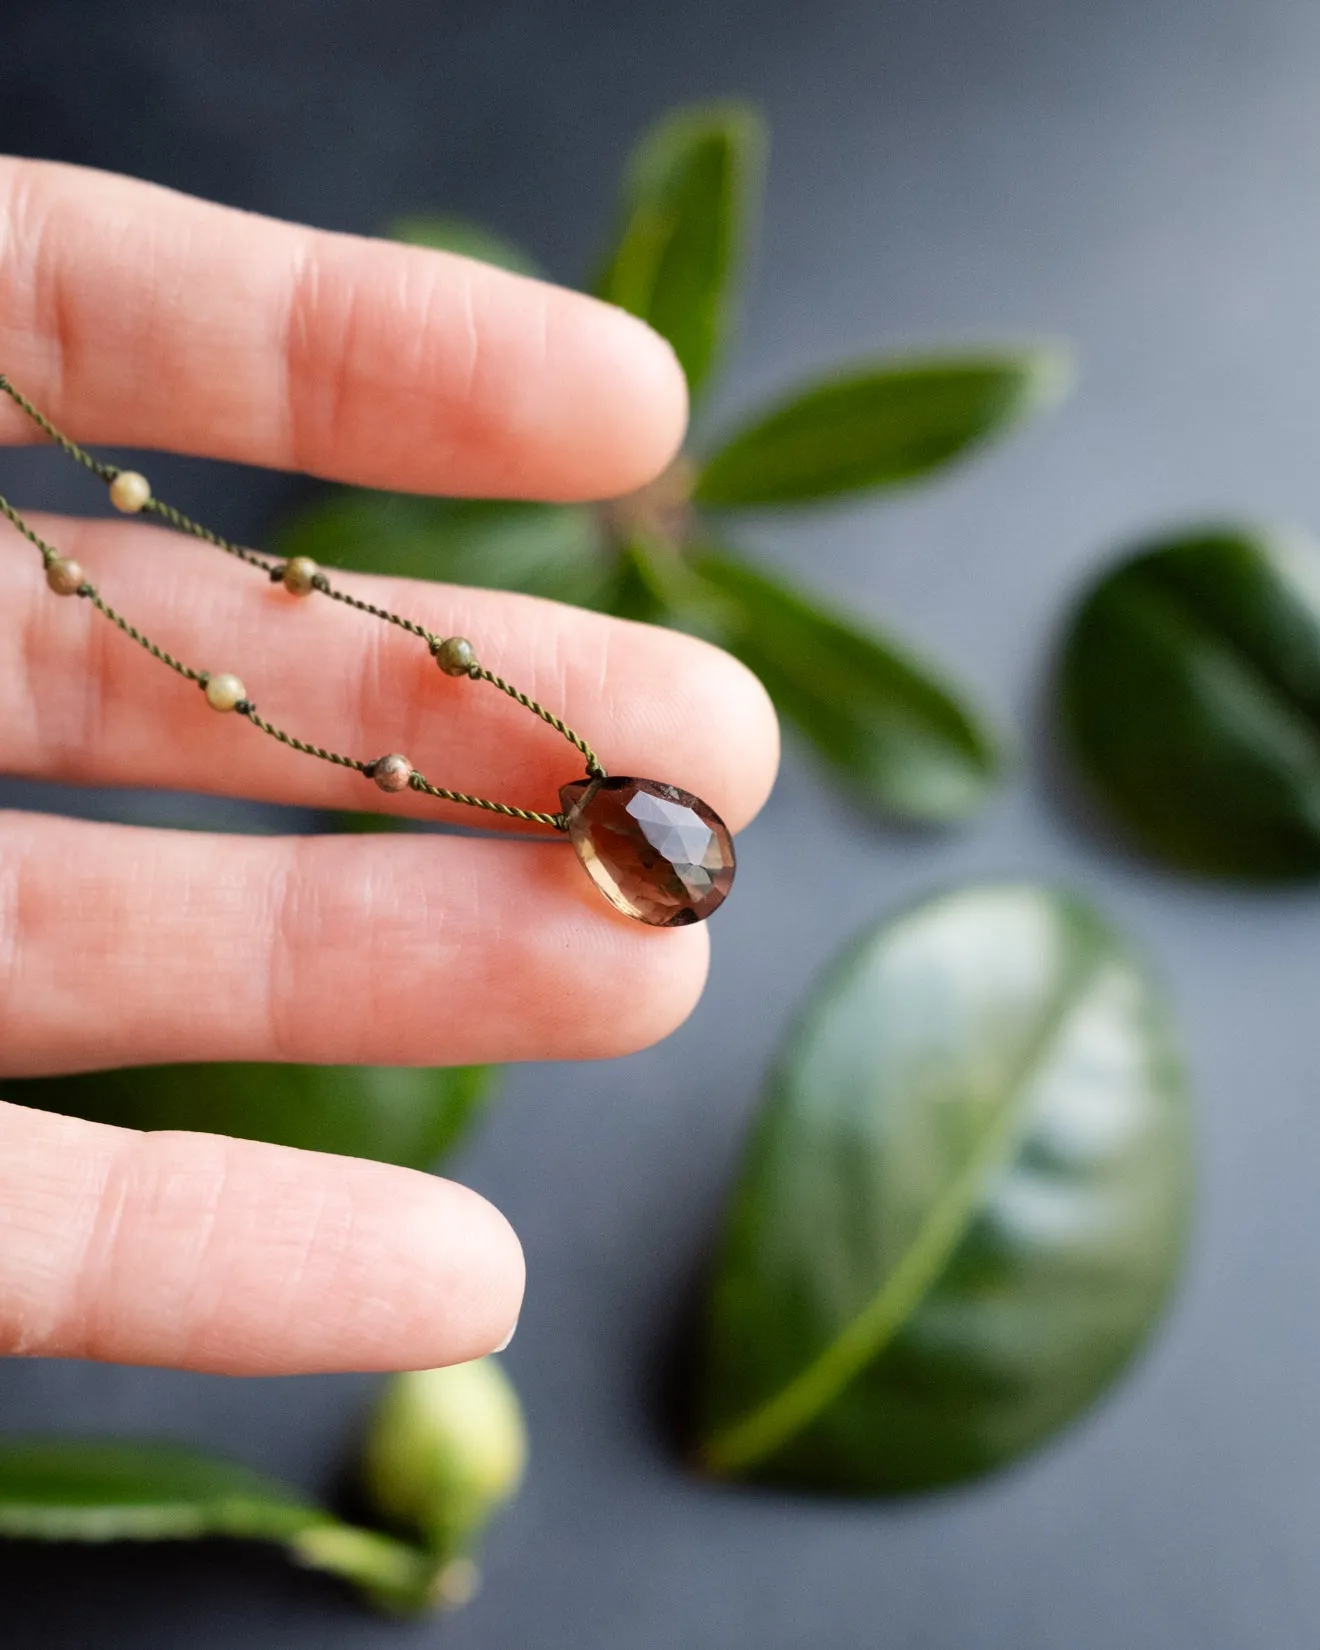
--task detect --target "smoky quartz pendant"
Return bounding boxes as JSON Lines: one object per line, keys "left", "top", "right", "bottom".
{"left": 559, "top": 776, "right": 736, "bottom": 926}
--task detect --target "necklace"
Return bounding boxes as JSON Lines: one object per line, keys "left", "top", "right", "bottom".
{"left": 0, "top": 375, "right": 735, "bottom": 927}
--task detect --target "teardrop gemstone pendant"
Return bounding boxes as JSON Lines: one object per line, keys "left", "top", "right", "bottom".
{"left": 559, "top": 776, "right": 736, "bottom": 926}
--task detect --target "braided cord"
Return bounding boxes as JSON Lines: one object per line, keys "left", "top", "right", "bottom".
{"left": 0, "top": 490, "right": 200, "bottom": 683}
{"left": 242, "top": 708, "right": 369, "bottom": 774}
{"left": 0, "top": 491, "right": 62, "bottom": 559}
{"left": 0, "top": 376, "right": 117, "bottom": 480}
{"left": 0, "top": 374, "right": 607, "bottom": 828}
{"left": 84, "top": 589, "right": 204, "bottom": 684}
{"left": 317, "top": 580, "right": 437, "bottom": 642}
{"left": 475, "top": 666, "right": 603, "bottom": 777}
{"left": 408, "top": 773, "right": 565, "bottom": 829}
{"left": 144, "top": 494, "right": 278, "bottom": 575}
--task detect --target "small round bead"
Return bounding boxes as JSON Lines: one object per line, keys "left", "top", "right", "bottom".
{"left": 372, "top": 753, "right": 414, "bottom": 793}
{"left": 108, "top": 470, "right": 152, "bottom": 513}
{"left": 204, "top": 672, "right": 247, "bottom": 713}
{"left": 435, "top": 635, "right": 476, "bottom": 676}
{"left": 282, "top": 555, "right": 318, "bottom": 596}
{"left": 45, "top": 557, "right": 85, "bottom": 596}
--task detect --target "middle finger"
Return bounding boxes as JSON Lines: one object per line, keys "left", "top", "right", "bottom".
{"left": 1, "top": 512, "right": 777, "bottom": 830}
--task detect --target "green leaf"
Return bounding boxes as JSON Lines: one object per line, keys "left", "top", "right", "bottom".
{"left": 596, "top": 101, "right": 765, "bottom": 399}
{"left": 387, "top": 214, "right": 542, "bottom": 278}
{"left": 696, "top": 883, "right": 1191, "bottom": 1494}
{"left": 1060, "top": 525, "right": 1320, "bottom": 879}
{"left": 695, "top": 349, "right": 1071, "bottom": 507}
{"left": 0, "top": 1440, "right": 435, "bottom": 1614}
{"left": 274, "top": 491, "right": 615, "bottom": 610}
{"left": 691, "top": 547, "right": 1001, "bottom": 822}
{"left": 2, "top": 1063, "right": 494, "bottom": 1169}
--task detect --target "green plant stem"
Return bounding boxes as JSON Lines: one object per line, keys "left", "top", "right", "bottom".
{"left": 292, "top": 1522, "right": 454, "bottom": 1616}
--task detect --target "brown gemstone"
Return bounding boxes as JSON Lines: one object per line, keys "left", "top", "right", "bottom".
{"left": 559, "top": 776, "right": 736, "bottom": 926}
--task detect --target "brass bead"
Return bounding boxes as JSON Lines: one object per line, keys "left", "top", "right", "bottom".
{"left": 204, "top": 672, "right": 246, "bottom": 712}
{"left": 45, "top": 557, "right": 85, "bottom": 596}
{"left": 372, "top": 753, "right": 414, "bottom": 793}
{"left": 435, "top": 635, "right": 476, "bottom": 676}
{"left": 282, "top": 555, "right": 318, "bottom": 596}
{"left": 109, "top": 470, "right": 151, "bottom": 513}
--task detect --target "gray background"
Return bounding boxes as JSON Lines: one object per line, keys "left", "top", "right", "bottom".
{"left": 1, "top": 0, "right": 1318, "bottom": 1644}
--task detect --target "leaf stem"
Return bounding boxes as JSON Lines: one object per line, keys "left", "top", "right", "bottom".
{"left": 291, "top": 1521, "right": 449, "bottom": 1616}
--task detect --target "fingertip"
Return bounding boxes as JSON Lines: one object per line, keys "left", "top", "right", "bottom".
{"left": 589, "top": 919, "right": 710, "bottom": 1058}
{"left": 192, "top": 1148, "right": 528, "bottom": 1375}
{"left": 542, "top": 292, "right": 690, "bottom": 500}
{"left": 603, "top": 622, "right": 780, "bottom": 836}
{"left": 677, "top": 634, "right": 781, "bottom": 834}
{"left": 405, "top": 1177, "right": 526, "bottom": 1365}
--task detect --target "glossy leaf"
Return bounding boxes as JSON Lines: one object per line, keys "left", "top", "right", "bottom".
{"left": 596, "top": 101, "right": 764, "bottom": 399}
{"left": 2, "top": 1063, "right": 494, "bottom": 1169}
{"left": 388, "top": 214, "right": 542, "bottom": 278}
{"left": 695, "top": 350, "right": 1070, "bottom": 507}
{"left": 692, "top": 547, "right": 1002, "bottom": 822}
{"left": 275, "top": 491, "right": 615, "bottom": 610}
{"left": 697, "top": 883, "right": 1191, "bottom": 1494}
{"left": 0, "top": 1440, "right": 435, "bottom": 1614}
{"left": 1060, "top": 525, "right": 1320, "bottom": 878}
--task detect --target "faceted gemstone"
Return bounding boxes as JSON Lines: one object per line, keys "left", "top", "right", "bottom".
{"left": 559, "top": 776, "right": 736, "bottom": 926}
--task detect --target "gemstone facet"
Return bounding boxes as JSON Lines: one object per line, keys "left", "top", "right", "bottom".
{"left": 559, "top": 776, "right": 736, "bottom": 926}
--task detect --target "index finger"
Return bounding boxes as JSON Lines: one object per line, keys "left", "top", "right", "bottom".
{"left": 0, "top": 157, "right": 687, "bottom": 499}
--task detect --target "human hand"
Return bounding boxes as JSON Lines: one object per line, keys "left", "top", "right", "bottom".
{"left": 0, "top": 161, "right": 778, "bottom": 1377}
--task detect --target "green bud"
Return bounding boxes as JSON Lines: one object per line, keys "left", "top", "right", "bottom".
{"left": 360, "top": 1358, "right": 527, "bottom": 1608}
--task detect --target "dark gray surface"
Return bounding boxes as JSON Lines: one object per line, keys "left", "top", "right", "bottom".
{"left": 2, "top": 0, "right": 1320, "bottom": 1644}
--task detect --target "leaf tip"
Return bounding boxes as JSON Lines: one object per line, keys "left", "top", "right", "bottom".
{"left": 1018, "top": 341, "right": 1078, "bottom": 417}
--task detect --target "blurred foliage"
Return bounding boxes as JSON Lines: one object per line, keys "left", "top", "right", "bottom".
{"left": 691, "top": 548, "right": 998, "bottom": 821}
{"left": 281, "top": 495, "right": 615, "bottom": 608}
{"left": 595, "top": 101, "right": 762, "bottom": 401}
{"left": 278, "top": 100, "right": 1071, "bottom": 828}
{"left": 696, "top": 884, "right": 1191, "bottom": 1493}
{"left": 1060, "top": 524, "right": 1320, "bottom": 878}
{"left": 0, "top": 1359, "right": 524, "bottom": 1617}
{"left": 1, "top": 1063, "right": 494, "bottom": 1170}
{"left": 361, "top": 1360, "right": 527, "bottom": 1590}
{"left": 695, "top": 354, "right": 1067, "bottom": 507}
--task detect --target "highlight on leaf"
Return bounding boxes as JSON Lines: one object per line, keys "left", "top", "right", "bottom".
{"left": 1059, "top": 523, "right": 1320, "bottom": 879}
{"left": 695, "top": 883, "right": 1191, "bottom": 1494}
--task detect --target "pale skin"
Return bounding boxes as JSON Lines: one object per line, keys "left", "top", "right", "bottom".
{"left": 0, "top": 159, "right": 779, "bottom": 1378}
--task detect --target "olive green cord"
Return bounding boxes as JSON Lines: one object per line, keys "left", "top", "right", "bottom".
{"left": 144, "top": 492, "right": 279, "bottom": 575}
{"left": 0, "top": 374, "right": 607, "bottom": 830}
{"left": 475, "top": 666, "right": 601, "bottom": 772}
{"left": 0, "top": 376, "right": 118, "bottom": 482}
